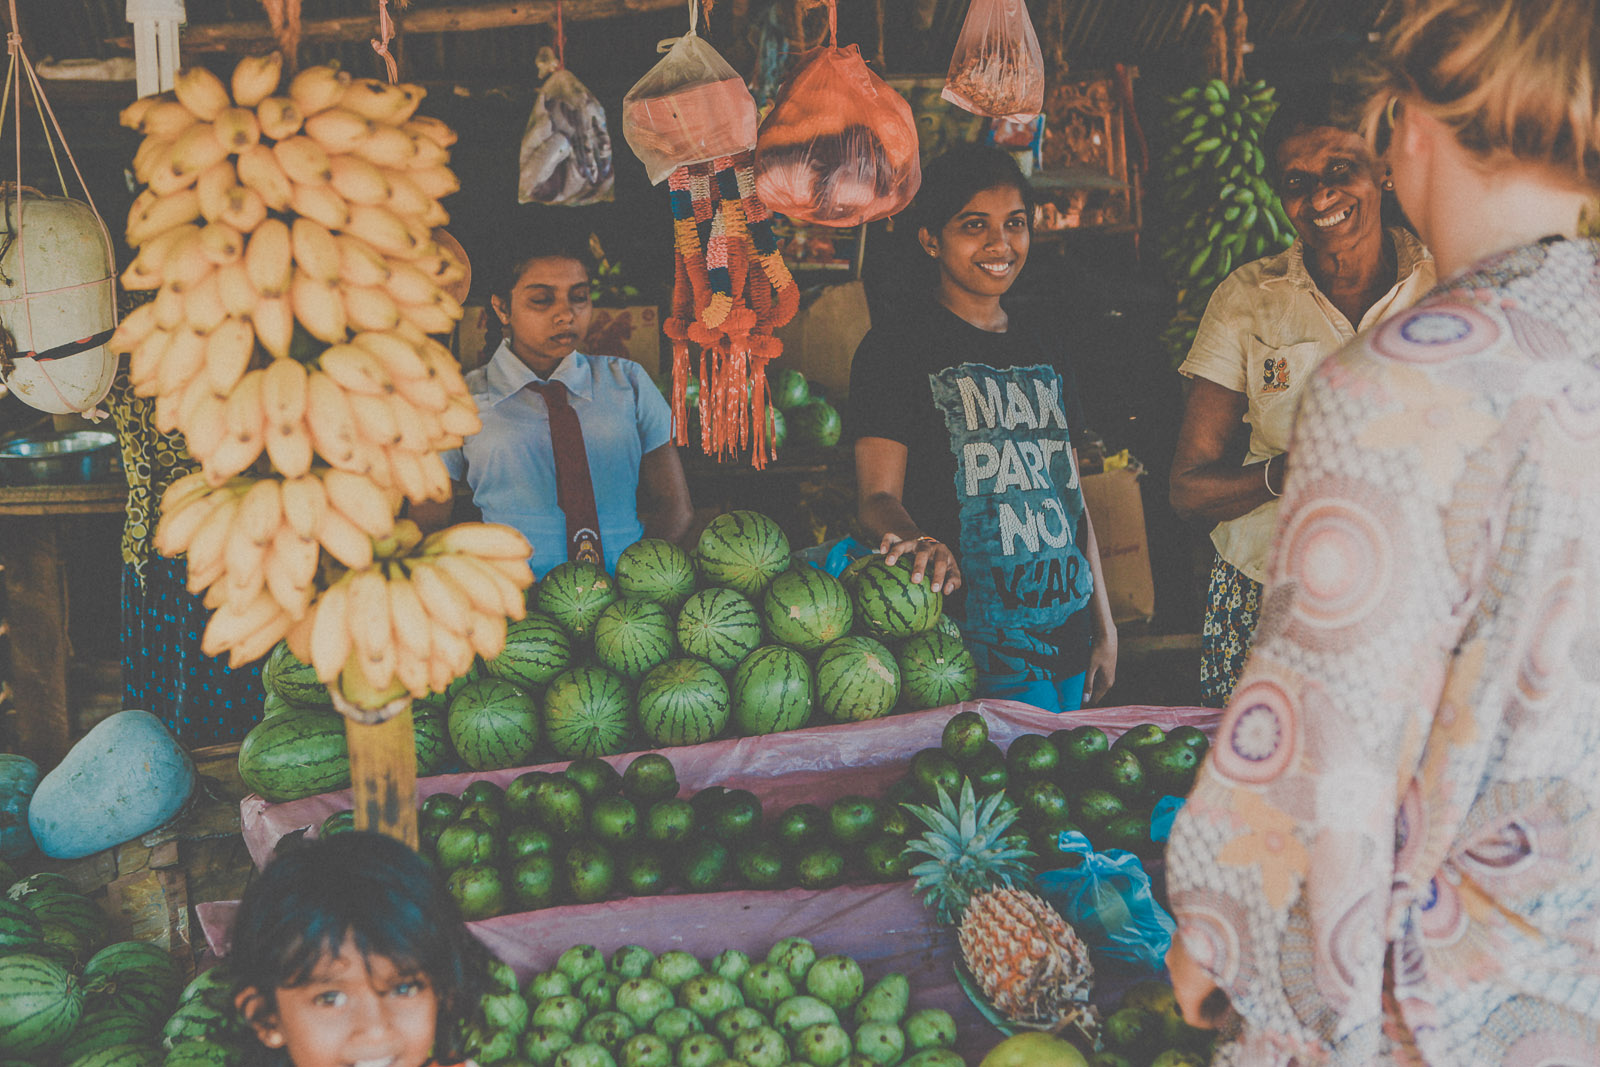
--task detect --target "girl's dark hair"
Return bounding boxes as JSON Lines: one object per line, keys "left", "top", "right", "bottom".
{"left": 903, "top": 144, "right": 1036, "bottom": 240}
{"left": 227, "top": 832, "right": 489, "bottom": 1067}
{"left": 481, "top": 229, "right": 594, "bottom": 355}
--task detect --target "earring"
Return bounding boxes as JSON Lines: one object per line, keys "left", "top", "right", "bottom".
{"left": 1382, "top": 179, "right": 1394, "bottom": 191}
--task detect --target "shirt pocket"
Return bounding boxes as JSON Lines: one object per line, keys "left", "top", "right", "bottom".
{"left": 1244, "top": 338, "right": 1325, "bottom": 448}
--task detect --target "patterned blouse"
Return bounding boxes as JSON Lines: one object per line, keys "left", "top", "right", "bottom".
{"left": 1167, "top": 237, "right": 1600, "bottom": 1065}
{"left": 106, "top": 364, "right": 195, "bottom": 586}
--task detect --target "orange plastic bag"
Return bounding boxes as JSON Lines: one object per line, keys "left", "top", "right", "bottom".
{"left": 754, "top": 10, "right": 920, "bottom": 228}
{"left": 942, "top": 0, "right": 1045, "bottom": 121}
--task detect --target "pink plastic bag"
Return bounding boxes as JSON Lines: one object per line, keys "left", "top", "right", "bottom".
{"left": 754, "top": 37, "right": 920, "bottom": 227}
{"left": 622, "top": 0, "right": 758, "bottom": 185}
{"left": 942, "top": 0, "right": 1045, "bottom": 121}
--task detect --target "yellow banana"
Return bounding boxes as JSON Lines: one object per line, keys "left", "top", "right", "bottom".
{"left": 322, "top": 468, "right": 397, "bottom": 538}
{"left": 110, "top": 301, "right": 160, "bottom": 355}
{"left": 213, "top": 107, "right": 261, "bottom": 152}
{"left": 127, "top": 331, "right": 168, "bottom": 391}
{"left": 184, "top": 491, "right": 240, "bottom": 579}
{"left": 287, "top": 181, "right": 350, "bottom": 230}
{"left": 251, "top": 296, "right": 295, "bottom": 360}
{"left": 202, "top": 589, "right": 289, "bottom": 664}
{"left": 288, "top": 64, "right": 351, "bottom": 118}
{"left": 217, "top": 186, "right": 269, "bottom": 233}
{"left": 126, "top": 188, "right": 202, "bottom": 247}
{"left": 215, "top": 261, "right": 258, "bottom": 317}
{"left": 415, "top": 451, "right": 454, "bottom": 501}
{"left": 417, "top": 198, "right": 449, "bottom": 229}
{"left": 197, "top": 221, "right": 244, "bottom": 265}
{"left": 380, "top": 169, "right": 432, "bottom": 219}
{"left": 480, "top": 555, "right": 536, "bottom": 591}
{"left": 425, "top": 552, "right": 505, "bottom": 617}
{"left": 119, "top": 93, "right": 163, "bottom": 132}
{"left": 155, "top": 326, "right": 207, "bottom": 399}
{"left": 154, "top": 490, "right": 225, "bottom": 560}
{"left": 404, "top": 164, "right": 460, "bottom": 200}
{"left": 235, "top": 143, "right": 293, "bottom": 211}
{"left": 142, "top": 99, "right": 200, "bottom": 141}
{"left": 202, "top": 316, "right": 255, "bottom": 393}
{"left": 120, "top": 254, "right": 164, "bottom": 292}
{"left": 355, "top": 439, "right": 393, "bottom": 487}
{"left": 127, "top": 221, "right": 201, "bottom": 283}
{"left": 384, "top": 446, "right": 429, "bottom": 503}
{"left": 376, "top": 518, "right": 423, "bottom": 557}
{"left": 255, "top": 95, "right": 303, "bottom": 140}
{"left": 180, "top": 387, "right": 229, "bottom": 464}
{"left": 265, "top": 525, "right": 319, "bottom": 618}
{"left": 406, "top": 135, "right": 450, "bottom": 169}
{"left": 317, "top": 342, "right": 390, "bottom": 396}
{"left": 304, "top": 108, "right": 376, "bottom": 155}
{"left": 305, "top": 370, "right": 363, "bottom": 469}
{"left": 343, "top": 204, "right": 422, "bottom": 257}
{"left": 284, "top": 608, "right": 317, "bottom": 667}
{"left": 223, "top": 368, "right": 267, "bottom": 443}
{"left": 316, "top": 505, "right": 375, "bottom": 571}
{"left": 291, "top": 273, "right": 348, "bottom": 343}
{"left": 181, "top": 272, "right": 228, "bottom": 334}
{"left": 396, "top": 298, "right": 459, "bottom": 336}
{"left": 427, "top": 626, "right": 473, "bottom": 693}
{"left": 290, "top": 217, "right": 342, "bottom": 282}
{"left": 152, "top": 284, "right": 187, "bottom": 332}
{"left": 342, "top": 286, "right": 401, "bottom": 333}
{"left": 402, "top": 116, "right": 457, "bottom": 149}
{"left": 308, "top": 578, "right": 354, "bottom": 683}
{"left": 327, "top": 153, "right": 390, "bottom": 205}
{"left": 263, "top": 415, "right": 313, "bottom": 478}
{"left": 243, "top": 217, "right": 293, "bottom": 297}
{"left": 347, "top": 390, "right": 401, "bottom": 447}
{"left": 236, "top": 477, "right": 285, "bottom": 547}
{"left": 157, "top": 469, "right": 222, "bottom": 528}
{"left": 230, "top": 52, "right": 284, "bottom": 110}
{"left": 280, "top": 474, "right": 328, "bottom": 539}
{"left": 344, "top": 566, "right": 392, "bottom": 661}
{"left": 174, "top": 66, "right": 231, "bottom": 121}
{"left": 260, "top": 354, "right": 309, "bottom": 424}
{"left": 438, "top": 395, "right": 483, "bottom": 438}
{"left": 225, "top": 605, "right": 294, "bottom": 668}
{"left": 350, "top": 125, "right": 415, "bottom": 168}
{"left": 385, "top": 572, "right": 434, "bottom": 672}
{"left": 463, "top": 611, "right": 508, "bottom": 661}
{"left": 389, "top": 395, "right": 432, "bottom": 454}
{"left": 222, "top": 541, "right": 268, "bottom": 610}
{"left": 195, "top": 158, "right": 238, "bottom": 223}
{"left": 424, "top": 521, "right": 532, "bottom": 561}
{"left": 272, "top": 135, "right": 333, "bottom": 186}
{"left": 132, "top": 135, "right": 176, "bottom": 185}
{"left": 381, "top": 262, "right": 441, "bottom": 307}
{"left": 335, "top": 235, "right": 391, "bottom": 287}
{"left": 352, "top": 329, "right": 430, "bottom": 383}
{"left": 340, "top": 79, "right": 424, "bottom": 125}
{"left": 167, "top": 123, "right": 231, "bottom": 185}
{"left": 407, "top": 559, "right": 472, "bottom": 635}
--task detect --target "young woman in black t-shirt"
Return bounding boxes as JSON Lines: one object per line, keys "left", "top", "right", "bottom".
{"left": 849, "top": 146, "right": 1118, "bottom": 712}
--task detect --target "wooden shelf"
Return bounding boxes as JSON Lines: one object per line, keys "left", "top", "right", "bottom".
{"left": 0, "top": 482, "right": 127, "bottom": 516}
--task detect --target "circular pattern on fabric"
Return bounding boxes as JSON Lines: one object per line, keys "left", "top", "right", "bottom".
{"left": 1479, "top": 995, "right": 1600, "bottom": 1066}
{"left": 1372, "top": 304, "right": 1501, "bottom": 363}
{"left": 1171, "top": 891, "right": 1252, "bottom": 988}
{"left": 1417, "top": 875, "right": 1467, "bottom": 946}
{"left": 1518, "top": 573, "right": 1579, "bottom": 706}
{"left": 1551, "top": 376, "right": 1600, "bottom": 441}
{"left": 1212, "top": 679, "right": 1297, "bottom": 785}
{"left": 1278, "top": 498, "right": 1392, "bottom": 632}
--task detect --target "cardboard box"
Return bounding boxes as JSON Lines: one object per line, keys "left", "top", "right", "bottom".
{"left": 771, "top": 280, "right": 872, "bottom": 400}
{"left": 1080, "top": 466, "right": 1156, "bottom": 624}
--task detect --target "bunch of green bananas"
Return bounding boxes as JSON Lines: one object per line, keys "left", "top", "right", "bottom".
{"left": 1156, "top": 78, "right": 1294, "bottom": 365}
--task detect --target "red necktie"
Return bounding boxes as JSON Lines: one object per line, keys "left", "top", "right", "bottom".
{"left": 526, "top": 380, "right": 603, "bottom": 566}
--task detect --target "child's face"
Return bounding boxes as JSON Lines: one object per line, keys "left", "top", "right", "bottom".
{"left": 920, "top": 184, "right": 1031, "bottom": 302}
{"left": 491, "top": 256, "right": 593, "bottom": 375}
{"left": 240, "top": 936, "right": 438, "bottom": 1067}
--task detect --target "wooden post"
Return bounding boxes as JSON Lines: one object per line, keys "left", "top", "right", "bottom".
{"left": 338, "top": 696, "right": 418, "bottom": 849}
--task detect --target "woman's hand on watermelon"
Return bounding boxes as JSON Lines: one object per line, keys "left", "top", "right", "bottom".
{"left": 880, "top": 532, "right": 962, "bottom": 594}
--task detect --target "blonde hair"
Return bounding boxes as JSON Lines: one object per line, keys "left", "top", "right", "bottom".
{"left": 1374, "top": 0, "right": 1600, "bottom": 189}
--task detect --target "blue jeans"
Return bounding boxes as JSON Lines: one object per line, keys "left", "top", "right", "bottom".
{"left": 978, "top": 671, "right": 1088, "bottom": 714}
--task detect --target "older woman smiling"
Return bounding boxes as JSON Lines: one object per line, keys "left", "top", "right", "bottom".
{"left": 1169, "top": 88, "right": 1436, "bottom": 707}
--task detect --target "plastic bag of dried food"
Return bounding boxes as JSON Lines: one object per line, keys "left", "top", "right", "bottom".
{"left": 519, "top": 48, "right": 615, "bottom": 205}
{"left": 754, "top": 44, "right": 921, "bottom": 227}
{"left": 942, "top": 0, "right": 1044, "bottom": 121}
{"left": 622, "top": 3, "right": 758, "bottom": 185}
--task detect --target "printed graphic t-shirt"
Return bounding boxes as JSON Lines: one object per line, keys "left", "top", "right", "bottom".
{"left": 849, "top": 303, "right": 1093, "bottom": 681}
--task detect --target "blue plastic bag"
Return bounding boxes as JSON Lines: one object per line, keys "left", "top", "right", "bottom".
{"left": 1035, "top": 831, "right": 1175, "bottom": 971}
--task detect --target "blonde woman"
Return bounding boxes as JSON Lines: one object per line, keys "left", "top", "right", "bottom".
{"left": 1165, "top": 1, "right": 1600, "bottom": 1062}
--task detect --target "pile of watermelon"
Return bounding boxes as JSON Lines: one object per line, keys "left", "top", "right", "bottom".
{"left": 667, "top": 368, "right": 844, "bottom": 456}
{"left": 440, "top": 509, "right": 980, "bottom": 772}
{"left": 0, "top": 861, "right": 194, "bottom": 1066}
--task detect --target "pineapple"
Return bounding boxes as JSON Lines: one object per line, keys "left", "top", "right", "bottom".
{"left": 904, "top": 779, "right": 1095, "bottom": 1034}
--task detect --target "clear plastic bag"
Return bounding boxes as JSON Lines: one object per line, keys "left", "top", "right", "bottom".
{"left": 622, "top": 2, "right": 758, "bottom": 186}
{"left": 1035, "top": 831, "right": 1176, "bottom": 971}
{"left": 754, "top": 43, "right": 921, "bottom": 227}
{"left": 519, "top": 48, "right": 615, "bottom": 205}
{"left": 942, "top": 0, "right": 1045, "bottom": 121}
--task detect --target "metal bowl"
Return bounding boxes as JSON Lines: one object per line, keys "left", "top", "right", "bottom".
{"left": 0, "top": 430, "right": 120, "bottom": 486}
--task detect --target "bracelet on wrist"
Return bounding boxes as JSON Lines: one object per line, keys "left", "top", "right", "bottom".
{"left": 1264, "top": 455, "right": 1282, "bottom": 498}
{"left": 915, "top": 535, "right": 940, "bottom": 545}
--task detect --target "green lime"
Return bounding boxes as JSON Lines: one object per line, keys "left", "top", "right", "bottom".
{"left": 619, "top": 849, "right": 670, "bottom": 897}
{"left": 564, "top": 840, "right": 617, "bottom": 904}
{"left": 794, "top": 845, "right": 846, "bottom": 890}
{"left": 1019, "top": 780, "right": 1072, "bottom": 831}
{"left": 1051, "top": 726, "right": 1110, "bottom": 777}
{"left": 435, "top": 818, "right": 498, "bottom": 871}
{"left": 734, "top": 840, "right": 787, "bottom": 889}
{"left": 460, "top": 779, "right": 507, "bottom": 810}
{"left": 506, "top": 770, "right": 553, "bottom": 822}
{"left": 643, "top": 798, "right": 695, "bottom": 845}
{"left": 446, "top": 861, "right": 506, "bottom": 921}
{"left": 968, "top": 745, "right": 1009, "bottom": 796}
{"left": 565, "top": 757, "right": 623, "bottom": 801}
{"left": 877, "top": 803, "right": 913, "bottom": 840}
{"left": 458, "top": 800, "right": 504, "bottom": 835}
{"left": 532, "top": 778, "right": 588, "bottom": 838}
{"left": 1102, "top": 812, "right": 1153, "bottom": 857}
{"left": 1074, "top": 788, "right": 1127, "bottom": 830}
{"left": 826, "top": 795, "right": 880, "bottom": 847}
{"left": 709, "top": 790, "right": 763, "bottom": 844}
{"left": 773, "top": 804, "right": 827, "bottom": 852}
{"left": 1167, "top": 725, "right": 1210, "bottom": 755}
{"left": 420, "top": 791, "right": 463, "bottom": 832}
{"left": 1103, "top": 1007, "right": 1160, "bottom": 1056}
{"left": 320, "top": 809, "right": 354, "bottom": 838}
{"left": 690, "top": 787, "right": 728, "bottom": 831}
{"left": 1112, "top": 723, "right": 1167, "bottom": 757}
{"left": 1030, "top": 826, "right": 1083, "bottom": 870}
{"left": 1146, "top": 738, "right": 1202, "bottom": 798}
{"left": 1099, "top": 748, "right": 1147, "bottom": 802}
{"left": 908, "top": 748, "right": 961, "bottom": 803}
{"left": 509, "top": 854, "right": 560, "bottom": 911}
{"left": 940, "top": 711, "right": 989, "bottom": 763}
{"left": 622, "top": 753, "right": 680, "bottom": 804}
{"left": 885, "top": 776, "right": 918, "bottom": 807}
{"left": 506, "top": 823, "right": 558, "bottom": 861}
{"left": 677, "top": 836, "right": 732, "bottom": 892}
{"left": 590, "top": 795, "right": 641, "bottom": 845}
{"left": 1006, "top": 734, "right": 1059, "bottom": 781}
{"left": 860, "top": 836, "right": 911, "bottom": 882}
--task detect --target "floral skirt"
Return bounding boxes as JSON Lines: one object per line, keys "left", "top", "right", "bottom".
{"left": 1200, "top": 553, "right": 1263, "bottom": 709}
{"left": 122, "top": 555, "right": 264, "bottom": 748}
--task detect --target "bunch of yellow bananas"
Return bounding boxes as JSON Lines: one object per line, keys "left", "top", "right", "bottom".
{"left": 283, "top": 520, "right": 534, "bottom": 705}
{"left": 114, "top": 54, "right": 531, "bottom": 700}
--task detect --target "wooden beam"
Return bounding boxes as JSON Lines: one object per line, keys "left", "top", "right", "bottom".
{"left": 109, "top": 0, "right": 682, "bottom": 53}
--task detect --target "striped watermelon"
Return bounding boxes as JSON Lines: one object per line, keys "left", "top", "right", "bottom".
{"left": 730, "top": 646, "right": 814, "bottom": 735}
{"left": 676, "top": 588, "right": 762, "bottom": 671}
{"left": 0, "top": 901, "right": 41, "bottom": 953}
{"left": 485, "top": 612, "right": 576, "bottom": 690}
{"left": 815, "top": 636, "right": 901, "bottom": 723}
{"left": 161, "top": 1041, "right": 242, "bottom": 1067}
{"left": 761, "top": 567, "right": 853, "bottom": 652}
{"left": 0, "top": 953, "right": 82, "bottom": 1054}
{"left": 838, "top": 553, "right": 876, "bottom": 592}
{"left": 412, "top": 701, "right": 452, "bottom": 777}
{"left": 5, "top": 873, "right": 72, "bottom": 903}
{"left": 83, "top": 943, "right": 178, "bottom": 988}
{"left": 616, "top": 539, "right": 697, "bottom": 610}
{"left": 594, "top": 599, "right": 675, "bottom": 681}
{"left": 896, "top": 631, "right": 977, "bottom": 709}
{"left": 852, "top": 555, "right": 943, "bottom": 639}
{"left": 259, "top": 642, "right": 333, "bottom": 708}
{"left": 447, "top": 679, "right": 542, "bottom": 771}
{"left": 541, "top": 667, "right": 632, "bottom": 758}
{"left": 636, "top": 659, "right": 730, "bottom": 747}
{"left": 236, "top": 708, "right": 350, "bottom": 802}
{"left": 54, "top": 1011, "right": 155, "bottom": 1064}
{"left": 26, "top": 892, "right": 108, "bottom": 958}
{"left": 936, "top": 613, "right": 963, "bottom": 641}
{"left": 694, "top": 511, "right": 791, "bottom": 599}
{"left": 62, "top": 1043, "right": 163, "bottom": 1067}
{"left": 536, "top": 562, "right": 617, "bottom": 639}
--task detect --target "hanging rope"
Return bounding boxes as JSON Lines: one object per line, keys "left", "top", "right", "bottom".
{"left": 260, "top": 0, "right": 304, "bottom": 74}
{"left": 372, "top": 0, "right": 399, "bottom": 83}
{"left": 554, "top": 0, "right": 565, "bottom": 69}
